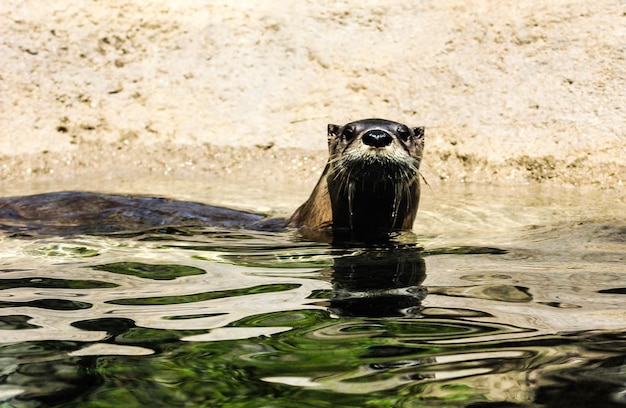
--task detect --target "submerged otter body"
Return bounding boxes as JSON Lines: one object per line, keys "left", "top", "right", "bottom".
{"left": 0, "top": 119, "right": 424, "bottom": 241}
{"left": 289, "top": 118, "right": 425, "bottom": 241}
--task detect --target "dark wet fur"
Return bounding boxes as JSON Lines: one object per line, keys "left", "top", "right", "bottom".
{"left": 290, "top": 118, "right": 425, "bottom": 242}
{"left": 0, "top": 192, "right": 275, "bottom": 236}
{"left": 327, "top": 150, "right": 421, "bottom": 240}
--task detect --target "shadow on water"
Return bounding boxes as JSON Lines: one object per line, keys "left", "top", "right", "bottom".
{"left": 0, "top": 192, "right": 625, "bottom": 407}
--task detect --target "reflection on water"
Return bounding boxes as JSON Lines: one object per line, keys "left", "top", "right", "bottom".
{"left": 0, "top": 187, "right": 625, "bottom": 407}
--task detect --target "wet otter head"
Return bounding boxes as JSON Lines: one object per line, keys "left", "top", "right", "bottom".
{"left": 289, "top": 118, "right": 425, "bottom": 242}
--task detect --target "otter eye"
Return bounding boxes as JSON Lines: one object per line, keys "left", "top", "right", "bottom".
{"left": 342, "top": 125, "right": 356, "bottom": 141}
{"left": 397, "top": 126, "right": 410, "bottom": 141}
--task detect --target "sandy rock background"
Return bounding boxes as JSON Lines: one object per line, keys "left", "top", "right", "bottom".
{"left": 1, "top": 1, "right": 624, "bottom": 205}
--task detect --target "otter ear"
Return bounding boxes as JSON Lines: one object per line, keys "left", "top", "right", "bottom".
{"left": 412, "top": 126, "right": 425, "bottom": 139}
{"left": 327, "top": 124, "right": 342, "bottom": 154}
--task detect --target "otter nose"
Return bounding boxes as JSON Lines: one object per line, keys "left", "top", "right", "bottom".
{"left": 362, "top": 130, "right": 393, "bottom": 148}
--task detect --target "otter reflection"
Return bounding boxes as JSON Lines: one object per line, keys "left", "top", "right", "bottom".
{"left": 323, "top": 244, "right": 427, "bottom": 318}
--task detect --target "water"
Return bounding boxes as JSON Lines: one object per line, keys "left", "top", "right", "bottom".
{"left": 0, "top": 185, "right": 625, "bottom": 407}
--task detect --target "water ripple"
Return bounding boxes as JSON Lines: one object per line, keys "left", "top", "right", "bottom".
{"left": 0, "top": 195, "right": 624, "bottom": 406}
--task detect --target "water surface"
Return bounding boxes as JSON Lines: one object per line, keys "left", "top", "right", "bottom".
{"left": 0, "top": 185, "right": 624, "bottom": 407}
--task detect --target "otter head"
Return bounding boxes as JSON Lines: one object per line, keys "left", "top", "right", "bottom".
{"left": 290, "top": 118, "right": 425, "bottom": 242}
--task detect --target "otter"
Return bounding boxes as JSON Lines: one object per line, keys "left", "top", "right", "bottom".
{"left": 0, "top": 119, "right": 424, "bottom": 242}
{"left": 289, "top": 118, "right": 425, "bottom": 241}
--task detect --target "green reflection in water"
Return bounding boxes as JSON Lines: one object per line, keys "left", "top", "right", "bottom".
{"left": 57, "top": 309, "right": 526, "bottom": 408}
{"left": 229, "top": 309, "right": 329, "bottom": 329}
{"left": 106, "top": 283, "right": 302, "bottom": 305}
{"left": 117, "top": 327, "right": 208, "bottom": 345}
{"left": 32, "top": 244, "right": 100, "bottom": 257}
{"left": 0, "top": 277, "right": 118, "bottom": 290}
{"left": 423, "top": 246, "right": 508, "bottom": 256}
{"left": 0, "top": 314, "right": 41, "bottom": 330}
{"left": 0, "top": 298, "right": 92, "bottom": 310}
{"left": 70, "top": 317, "right": 211, "bottom": 346}
{"left": 193, "top": 251, "right": 333, "bottom": 269}
{"left": 162, "top": 313, "right": 227, "bottom": 321}
{"left": 91, "top": 262, "right": 206, "bottom": 280}
{"left": 3, "top": 302, "right": 623, "bottom": 407}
